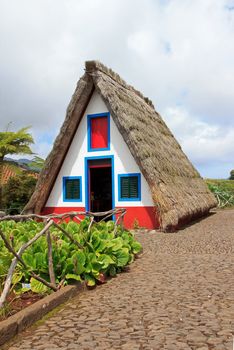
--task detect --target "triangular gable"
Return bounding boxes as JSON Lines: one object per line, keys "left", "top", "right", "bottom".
{"left": 25, "top": 61, "right": 217, "bottom": 230}
{"left": 45, "top": 91, "right": 154, "bottom": 212}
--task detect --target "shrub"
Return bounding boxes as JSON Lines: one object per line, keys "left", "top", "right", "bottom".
{"left": 2, "top": 174, "right": 37, "bottom": 214}
{"left": 206, "top": 179, "right": 234, "bottom": 208}
{"left": 229, "top": 170, "right": 234, "bottom": 180}
{"left": 0, "top": 219, "right": 142, "bottom": 295}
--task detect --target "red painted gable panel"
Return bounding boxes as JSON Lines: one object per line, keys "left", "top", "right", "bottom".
{"left": 91, "top": 116, "right": 108, "bottom": 149}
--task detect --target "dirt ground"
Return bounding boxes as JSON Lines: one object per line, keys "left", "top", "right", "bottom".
{"left": 4, "top": 209, "right": 234, "bottom": 350}
{"left": 0, "top": 292, "right": 43, "bottom": 322}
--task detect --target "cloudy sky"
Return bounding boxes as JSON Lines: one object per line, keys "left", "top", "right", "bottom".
{"left": 0, "top": 0, "right": 233, "bottom": 178}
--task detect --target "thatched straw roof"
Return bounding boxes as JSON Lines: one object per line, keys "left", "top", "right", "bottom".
{"left": 24, "top": 60, "right": 217, "bottom": 231}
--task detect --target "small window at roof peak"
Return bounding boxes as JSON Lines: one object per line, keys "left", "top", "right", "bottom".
{"left": 87, "top": 113, "right": 110, "bottom": 152}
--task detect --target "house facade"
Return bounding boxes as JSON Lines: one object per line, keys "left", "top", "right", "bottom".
{"left": 25, "top": 61, "right": 216, "bottom": 231}
{"left": 43, "top": 91, "right": 158, "bottom": 229}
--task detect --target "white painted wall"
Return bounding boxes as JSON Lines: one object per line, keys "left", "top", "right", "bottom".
{"left": 46, "top": 90, "right": 154, "bottom": 208}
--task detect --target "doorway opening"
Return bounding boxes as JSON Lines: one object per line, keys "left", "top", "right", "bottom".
{"left": 87, "top": 158, "right": 113, "bottom": 219}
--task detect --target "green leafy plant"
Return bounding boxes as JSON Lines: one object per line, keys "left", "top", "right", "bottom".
{"left": 2, "top": 174, "right": 37, "bottom": 214}
{"left": 0, "top": 126, "right": 34, "bottom": 208}
{"left": 0, "top": 219, "right": 142, "bottom": 301}
{"left": 207, "top": 180, "right": 234, "bottom": 208}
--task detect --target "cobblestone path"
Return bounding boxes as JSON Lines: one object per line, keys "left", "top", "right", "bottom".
{"left": 4, "top": 210, "right": 234, "bottom": 350}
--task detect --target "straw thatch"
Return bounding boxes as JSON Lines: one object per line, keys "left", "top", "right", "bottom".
{"left": 24, "top": 60, "right": 217, "bottom": 231}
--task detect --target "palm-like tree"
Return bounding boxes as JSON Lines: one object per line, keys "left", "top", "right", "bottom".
{"left": 0, "top": 127, "right": 34, "bottom": 210}
{"left": 0, "top": 127, "right": 34, "bottom": 162}
{"left": 28, "top": 156, "right": 45, "bottom": 172}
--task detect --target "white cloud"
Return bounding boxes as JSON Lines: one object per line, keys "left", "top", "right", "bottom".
{"left": 163, "top": 106, "right": 234, "bottom": 177}
{"left": 0, "top": 0, "right": 233, "bottom": 177}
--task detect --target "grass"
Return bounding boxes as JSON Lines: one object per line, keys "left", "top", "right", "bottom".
{"left": 205, "top": 179, "right": 234, "bottom": 208}
{"left": 206, "top": 179, "right": 234, "bottom": 192}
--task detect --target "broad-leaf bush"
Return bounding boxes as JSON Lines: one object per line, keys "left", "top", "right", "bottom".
{"left": 0, "top": 219, "right": 142, "bottom": 294}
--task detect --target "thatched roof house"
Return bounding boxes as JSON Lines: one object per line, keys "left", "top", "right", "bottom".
{"left": 24, "top": 60, "right": 216, "bottom": 231}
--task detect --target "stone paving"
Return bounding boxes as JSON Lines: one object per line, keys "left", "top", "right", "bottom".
{"left": 3, "top": 210, "right": 234, "bottom": 350}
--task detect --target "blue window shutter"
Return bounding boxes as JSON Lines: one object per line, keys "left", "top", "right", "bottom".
{"left": 120, "top": 176, "right": 139, "bottom": 199}
{"left": 65, "top": 178, "right": 81, "bottom": 200}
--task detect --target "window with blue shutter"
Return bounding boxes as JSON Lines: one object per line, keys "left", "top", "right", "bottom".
{"left": 118, "top": 173, "right": 141, "bottom": 201}
{"left": 63, "top": 176, "right": 82, "bottom": 202}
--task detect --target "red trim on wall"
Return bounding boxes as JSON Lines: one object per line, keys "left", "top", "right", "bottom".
{"left": 89, "top": 164, "right": 111, "bottom": 168}
{"left": 91, "top": 116, "right": 108, "bottom": 149}
{"left": 42, "top": 207, "right": 86, "bottom": 222}
{"left": 42, "top": 207, "right": 85, "bottom": 215}
{"left": 42, "top": 206, "right": 159, "bottom": 230}
{"left": 116, "top": 206, "right": 159, "bottom": 229}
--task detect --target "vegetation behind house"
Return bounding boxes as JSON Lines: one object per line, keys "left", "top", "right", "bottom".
{"left": 205, "top": 179, "right": 234, "bottom": 208}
